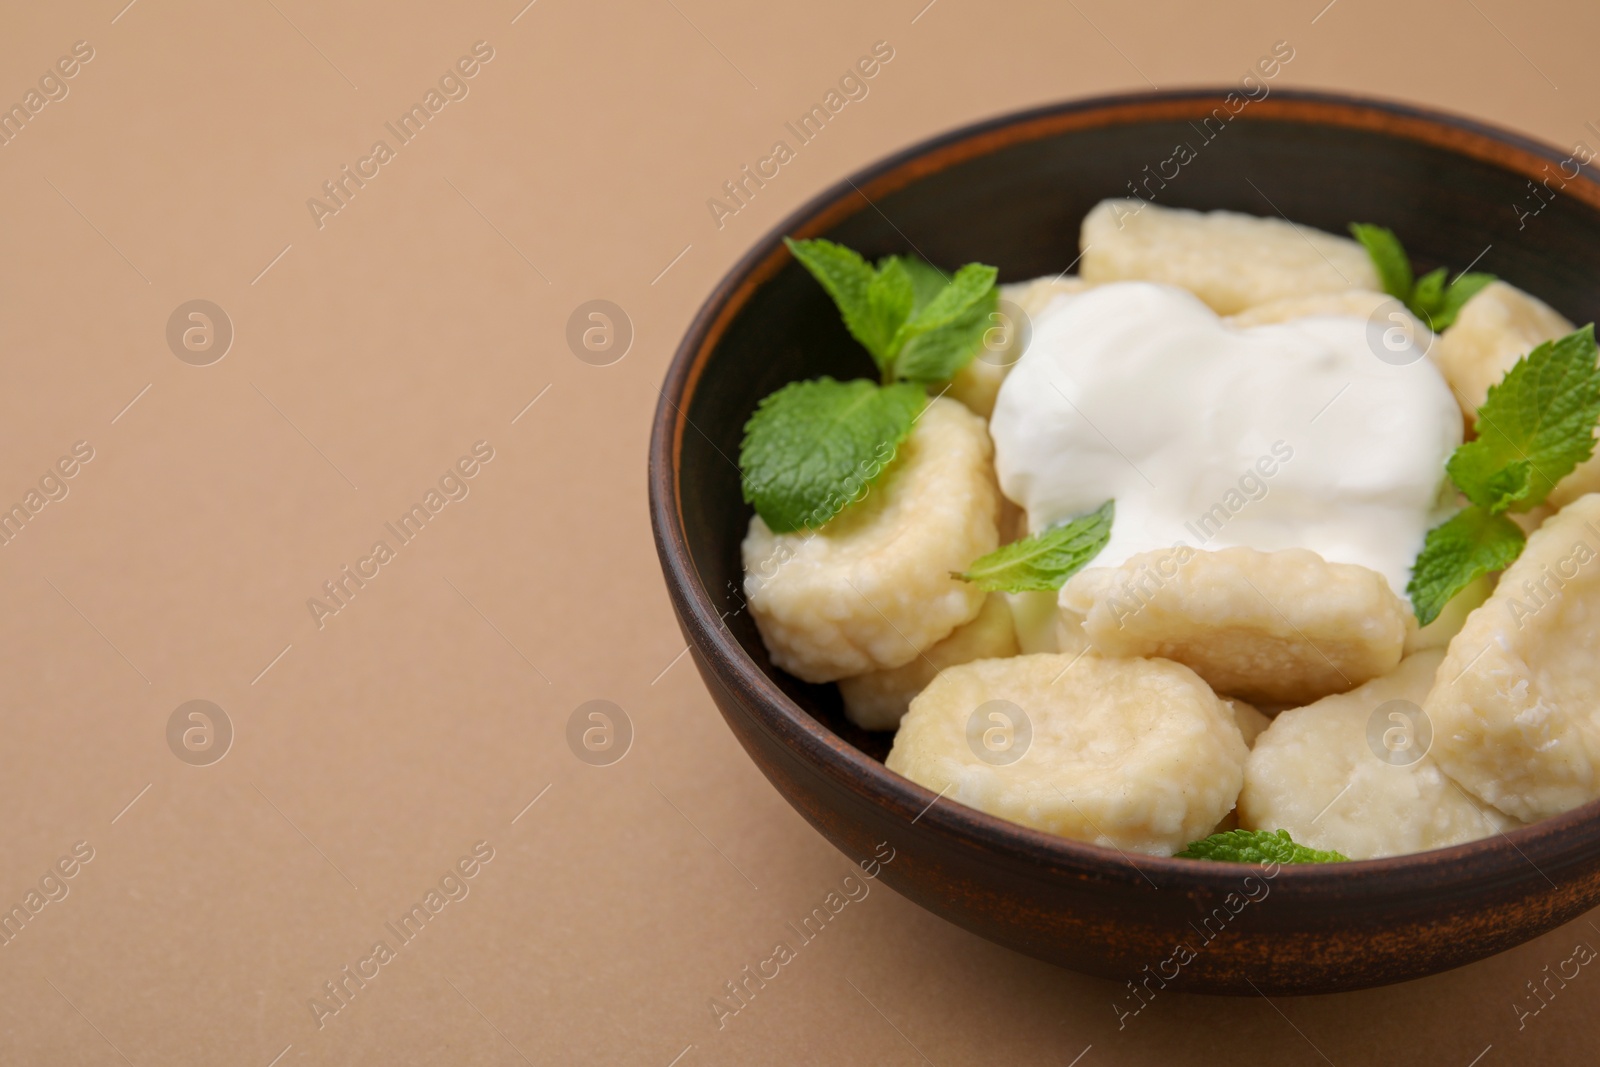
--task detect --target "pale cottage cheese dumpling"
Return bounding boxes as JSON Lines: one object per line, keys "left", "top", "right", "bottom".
{"left": 886, "top": 654, "right": 1248, "bottom": 855}
{"left": 948, "top": 275, "right": 1090, "bottom": 418}
{"left": 1241, "top": 651, "right": 1517, "bottom": 859}
{"left": 1549, "top": 458, "right": 1600, "bottom": 511}
{"left": 838, "top": 593, "right": 1018, "bottom": 731}
{"left": 1006, "top": 275, "right": 1092, "bottom": 318}
{"left": 1510, "top": 504, "right": 1555, "bottom": 537}
{"left": 1426, "top": 495, "right": 1600, "bottom": 822}
{"left": 1079, "top": 200, "right": 1378, "bottom": 314}
{"left": 741, "top": 397, "right": 999, "bottom": 683}
{"left": 1434, "top": 280, "right": 1573, "bottom": 422}
{"left": 1060, "top": 546, "right": 1409, "bottom": 706}
{"left": 1225, "top": 289, "right": 1398, "bottom": 328}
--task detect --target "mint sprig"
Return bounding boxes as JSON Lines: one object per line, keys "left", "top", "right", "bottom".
{"left": 1176, "top": 828, "right": 1347, "bottom": 864}
{"left": 740, "top": 378, "right": 925, "bottom": 534}
{"left": 1448, "top": 325, "right": 1600, "bottom": 511}
{"left": 784, "top": 238, "right": 998, "bottom": 384}
{"left": 1407, "top": 325, "right": 1600, "bottom": 624}
{"left": 1349, "top": 224, "right": 1496, "bottom": 331}
{"left": 738, "top": 240, "right": 1000, "bottom": 534}
{"left": 956, "top": 501, "right": 1114, "bottom": 592}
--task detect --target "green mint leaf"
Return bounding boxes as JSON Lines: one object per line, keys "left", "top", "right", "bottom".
{"left": 796, "top": 238, "right": 1004, "bottom": 383}
{"left": 1408, "top": 325, "right": 1596, "bottom": 625}
{"left": 1350, "top": 223, "right": 1413, "bottom": 300}
{"left": 876, "top": 257, "right": 1000, "bottom": 383}
{"left": 864, "top": 258, "right": 915, "bottom": 363}
{"left": 1446, "top": 325, "right": 1600, "bottom": 512}
{"left": 783, "top": 238, "right": 886, "bottom": 365}
{"left": 883, "top": 254, "right": 950, "bottom": 312}
{"left": 895, "top": 287, "right": 999, "bottom": 384}
{"left": 739, "top": 378, "right": 925, "bottom": 533}
{"left": 956, "top": 501, "right": 1113, "bottom": 592}
{"left": 900, "top": 262, "right": 998, "bottom": 339}
{"left": 1409, "top": 266, "right": 1449, "bottom": 324}
{"left": 887, "top": 260, "right": 999, "bottom": 382}
{"left": 1434, "top": 272, "right": 1496, "bottom": 330}
{"left": 1406, "top": 506, "right": 1526, "bottom": 626}
{"left": 1473, "top": 460, "right": 1535, "bottom": 514}
{"left": 789, "top": 238, "right": 999, "bottom": 382}
{"left": 1349, "top": 224, "right": 1498, "bottom": 330}
{"left": 1176, "top": 828, "right": 1348, "bottom": 864}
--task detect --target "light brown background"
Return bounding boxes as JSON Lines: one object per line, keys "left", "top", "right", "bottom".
{"left": 0, "top": 0, "right": 1596, "bottom": 1063}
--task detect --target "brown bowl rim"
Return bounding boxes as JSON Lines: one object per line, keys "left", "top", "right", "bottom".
{"left": 648, "top": 87, "right": 1600, "bottom": 896}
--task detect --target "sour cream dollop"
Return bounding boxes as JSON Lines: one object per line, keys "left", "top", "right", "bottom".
{"left": 989, "top": 282, "right": 1462, "bottom": 598}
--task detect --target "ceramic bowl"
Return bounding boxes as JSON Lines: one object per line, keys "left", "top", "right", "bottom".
{"left": 648, "top": 89, "right": 1600, "bottom": 994}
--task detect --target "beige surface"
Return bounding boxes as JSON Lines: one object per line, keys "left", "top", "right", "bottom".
{"left": 0, "top": 0, "right": 1597, "bottom": 1063}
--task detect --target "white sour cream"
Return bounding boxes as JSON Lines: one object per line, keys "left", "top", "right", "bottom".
{"left": 989, "top": 281, "right": 1462, "bottom": 598}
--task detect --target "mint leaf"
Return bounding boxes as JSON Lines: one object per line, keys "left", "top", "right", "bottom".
{"left": 1350, "top": 223, "right": 1413, "bottom": 300}
{"left": 887, "top": 260, "right": 1000, "bottom": 383}
{"left": 784, "top": 238, "right": 884, "bottom": 365}
{"left": 1473, "top": 460, "right": 1535, "bottom": 514}
{"left": 754, "top": 242, "right": 997, "bottom": 535}
{"left": 1435, "top": 272, "right": 1496, "bottom": 330}
{"left": 886, "top": 254, "right": 950, "bottom": 312}
{"left": 1410, "top": 266, "right": 1449, "bottom": 325}
{"left": 896, "top": 262, "right": 998, "bottom": 341}
{"left": 1405, "top": 325, "right": 1598, "bottom": 624}
{"left": 1447, "top": 325, "right": 1600, "bottom": 512}
{"left": 788, "top": 239, "right": 998, "bottom": 384}
{"left": 1176, "top": 828, "right": 1347, "bottom": 864}
{"left": 896, "top": 287, "right": 999, "bottom": 384}
{"left": 868, "top": 255, "right": 1003, "bottom": 383}
{"left": 863, "top": 258, "right": 915, "bottom": 362}
{"left": 1406, "top": 506, "right": 1525, "bottom": 626}
{"left": 956, "top": 501, "right": 1113, "bottom": 592}
{"left": 1412, "top": 268, "right": 1493, "bottom": 331}
{"left": 1349, "top": 224, "right": 1498, "bottom": 330}
{"left": 739, "top": 378, "right": 924, "bottom": 533}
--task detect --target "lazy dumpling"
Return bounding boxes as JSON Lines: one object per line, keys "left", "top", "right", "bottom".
{"left": 742, "top": 397, "right": 999, "bottom": 682}
{"left": 887, "top": 653, "right": 1247, "bottom": 855}
{"left": 1241, "top": 650, "right": 1517, "bottom": 859}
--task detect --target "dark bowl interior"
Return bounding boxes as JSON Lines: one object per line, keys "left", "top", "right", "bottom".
{"left": 650, "top": 89, "right": 1600, "bottom": 994}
